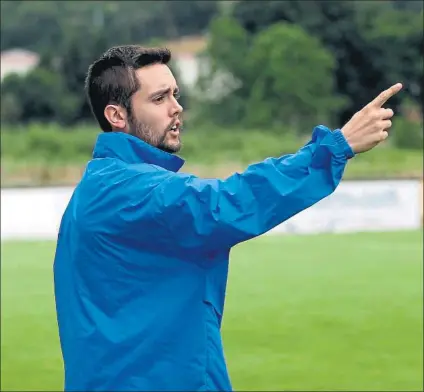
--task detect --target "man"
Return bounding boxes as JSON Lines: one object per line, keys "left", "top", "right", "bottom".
{"left": 53, "top": 45, "right": 402, "bottom": 391}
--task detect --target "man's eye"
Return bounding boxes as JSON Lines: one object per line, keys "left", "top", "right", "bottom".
{"left": 154, "top": 96, "right": 165, "bottom": 103}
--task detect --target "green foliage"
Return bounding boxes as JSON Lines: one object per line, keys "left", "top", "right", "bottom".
{"left": 193, "top": 16, "right": 251, "bottom": 125}
{"left": 244, "top": 22, "right": 346, "bottom": 131}
{"left": 1, "top": 124, "right": 98, "bottom": 164}
{"left": 231, "top": 0, "right": 423, "bottom": 125}
{"left": 1, "top": 68, "right": 78, "bottom": 125}
{"left": 391, "top": 118, "right": 423, "bottom": 151}
{"left": 0, "top": 1, "right": 221, "bottom": 125}
{"left": 0, "top": 87, "right": 23, "bottom": 124}
{"left": 0, "top": 0, "right": 422, "bottom": 158}
{"left": 1, "top": 122, "right": 422, "bottom": 188}
{"left": 179, "top": 126, "right": 302, "bottom": 164}
{"left": 357, "top": 4, "right": 423, "bottom": 107}
{"left": 195, "top": 18, "right": 345, "bottom": 132}
{"left": 0, "top": 123, "right": 302, "bottom": 166}
{"left": 1, "top": 1, "right": 220, "bottom": 53}
{"left": 205, "top": 16, "right": 250, "bottom": 81}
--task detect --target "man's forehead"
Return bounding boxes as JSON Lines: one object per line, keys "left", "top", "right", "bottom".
{"left": 135, "top": 64, "right": 177, "bottom": 92}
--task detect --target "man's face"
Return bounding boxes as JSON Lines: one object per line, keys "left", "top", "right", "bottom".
{"left": 127, "top": 64, "right": 184, "bottom": 153}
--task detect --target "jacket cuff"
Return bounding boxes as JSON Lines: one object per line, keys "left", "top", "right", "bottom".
{"left": 332, "top": 128, "right": 355, "bottom": 159}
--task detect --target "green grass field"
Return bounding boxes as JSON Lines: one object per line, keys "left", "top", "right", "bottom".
{"left": 1, "top": 231, "right": 423, "bottom": 391}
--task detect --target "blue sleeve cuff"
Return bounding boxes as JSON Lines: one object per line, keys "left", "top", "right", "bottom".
{"left": 332, "top": 128, "right": 355, "bottom": 159}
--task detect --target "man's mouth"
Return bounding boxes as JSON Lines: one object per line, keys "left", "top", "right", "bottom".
{"left": 168, "top": 121, "right": 182, "bottom": 133}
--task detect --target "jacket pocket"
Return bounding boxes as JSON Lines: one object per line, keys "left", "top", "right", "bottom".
{"left": 202, "top": 299, "right": 232, "bottom": 391}
{"left": 202, "top": 255, "right": 229, "bottom": 326}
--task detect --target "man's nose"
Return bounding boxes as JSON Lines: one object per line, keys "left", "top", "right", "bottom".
{"left": 171, "top": 96, "right": 183, "bottom": 115}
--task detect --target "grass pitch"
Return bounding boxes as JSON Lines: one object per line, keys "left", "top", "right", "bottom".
{"left": 1, "top": 231, "right": 423, "bottom": 391}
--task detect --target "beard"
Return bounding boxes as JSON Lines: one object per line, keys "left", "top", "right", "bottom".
{"left": 128, "top": 115, "right": 181, "bottom": 154}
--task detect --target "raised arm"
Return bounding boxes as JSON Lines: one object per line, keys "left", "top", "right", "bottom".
{"left": 109, "top": 125, "right": 352, "bottom": 252}
{"left": 94, "top": 83, "right": 402, "bottom": 253}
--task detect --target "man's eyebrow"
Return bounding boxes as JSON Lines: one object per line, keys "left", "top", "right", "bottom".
{"left": 148, "top": 86, "right": 179, "bottom": 100}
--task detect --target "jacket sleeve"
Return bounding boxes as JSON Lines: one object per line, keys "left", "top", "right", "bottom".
{"left": 116, "top": 125, "right": 354, "bottom": 251}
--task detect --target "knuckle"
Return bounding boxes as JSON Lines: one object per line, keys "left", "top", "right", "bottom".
{"left": 382, "top": 119, "right": 392, "bottom": 128}
{"left": 381, "top": 108, "right": 394, "bottom": 118}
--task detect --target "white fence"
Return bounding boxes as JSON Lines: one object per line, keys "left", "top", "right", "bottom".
{"left": 1, "top": 180, "right": 422, "bottom": 241}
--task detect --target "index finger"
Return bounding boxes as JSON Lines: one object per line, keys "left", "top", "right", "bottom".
{"left": 368, "top": 83, "right": 403, "bottom": 108}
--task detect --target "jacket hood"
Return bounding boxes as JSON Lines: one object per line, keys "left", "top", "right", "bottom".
{"left": 92, "top": 131, "right": 185, "bottom": 172}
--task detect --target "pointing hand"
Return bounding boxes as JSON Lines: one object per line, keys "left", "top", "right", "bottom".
{"left": 341, "top": 83, "right": 403, "bottom": 154}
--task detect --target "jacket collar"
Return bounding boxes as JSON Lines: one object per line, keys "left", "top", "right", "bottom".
{"left": 92, "top": 132, "right": 185, "bottom": 172}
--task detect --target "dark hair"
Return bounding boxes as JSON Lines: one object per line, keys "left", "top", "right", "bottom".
{"left": 85, "top": 45, "right": 171, "bottom": 132}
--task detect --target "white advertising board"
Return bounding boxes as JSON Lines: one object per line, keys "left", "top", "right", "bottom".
{"left": 1, "top": 180, "right": 422, "bottom": 241}
{"left": 270, "top": 179, "right": 422, "bottom": 235}
{"left": 1, "top": 186, "right": 74, "bottom": 241}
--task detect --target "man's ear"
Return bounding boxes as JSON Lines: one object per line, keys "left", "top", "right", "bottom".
{"left": 104, "top": 104, "right": 127, "bottom": 130}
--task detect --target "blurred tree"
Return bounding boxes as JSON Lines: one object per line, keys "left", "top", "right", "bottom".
{"left": 194, "top": 16, "right": 251, "bottom": 126}
{"left": 2, "top": 0, "right": 421, "bottom": 131}
{"left": 390, "top": 0, "right": 424, "bottom": 12}
{"left": 1, "top": 1, "right": 220, "bottom": 52}
{"left": 59, "top": 30, "right": 110, "bottom": 121}
{"left": 1, "top": 80, "right": 24, "bottom": 124}
{"left": 1, "top": 0, "right": 65, "bottom": 52}
{"left": 244, "top": 22, "right": 346, "bottom": 131}
{"left": 195, "top": 17, "right": 344, "bottom": 132}
{"left": 0, "top": 67, "right": 78, "bottom": 124}
{"left": 358, "top": 3, "right": 423, "bottom": 108}
{"left": 231, "top": 0, "right": 423, "bottom": 125}
{"left": 0, "top": 0, "right": 221, "bottom": 126}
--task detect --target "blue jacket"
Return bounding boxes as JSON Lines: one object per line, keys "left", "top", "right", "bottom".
{"left": 53, "top": 126, "right": 353, "bottom": 391}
